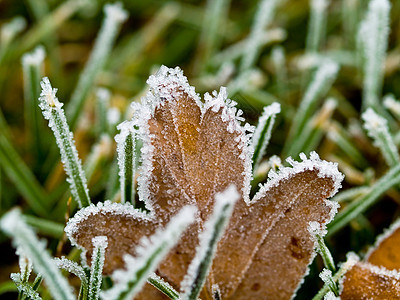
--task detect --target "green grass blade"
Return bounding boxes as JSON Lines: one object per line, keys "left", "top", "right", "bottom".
{"left": 251, "top": 102, "right": 280, "bottom": 170}
{"left": 0, "top": 134, "right": 48, "bottom": 216}
{"left": 306, "top": 0, "right": 329, "bottom": 54}
{"left": 11, "top": 273, "right": 42, "bottom": 300}
{"left": 180, "top": 186, "right": 239, "bottom": 300}
{"left": 88, "top": 236, "right": 107, "bottom": 300}
{"left": 66, "top": 3, "right": 128, "bottom": 130}
{"left": 1, "top": 209, "right": 75, "bottom": 300}
{"left": 22, "top": 46, "right": 46, "bottom": 163}
{"left": 328, "top": 163, "right": 400, "bottom": 236}
{"left": 147, "top": 274, "right": 180, "bottom": 300}
{"left": 102, "top": 206, "right": 196, "bottom": 300}
{"left": 362, "top": 108, "right": 399, "bottom": 166}
{"left": 284, "top": 60, "right": 339, "bottom": 157}
{"left": 115, "top": 121, "right": 136, "bottom": 204}
{"left": 38, "top": 77, "right": 91, "bottom": 208}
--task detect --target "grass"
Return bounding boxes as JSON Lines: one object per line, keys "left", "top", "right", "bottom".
{"left": 1, "top": 0, "right": 400, "bottom": 298}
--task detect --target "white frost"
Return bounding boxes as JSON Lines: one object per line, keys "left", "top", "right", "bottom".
{"left": 101, "top": 206, "right": 196, "bottom": 300}
{"left": 22, "top": 45, "right": 45, "bottom": 67}
{"left": 180, "top": 186, "right": 239, "bottom": 298}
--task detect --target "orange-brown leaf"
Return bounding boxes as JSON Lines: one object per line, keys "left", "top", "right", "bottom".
{"left": 341, "top": 261, "right": 400, "bottom": 300}
{"left": 367, "top": 220, "right": 400, "bottom": 270}
{"left": 211, "top": 158, "right": 341, "bottom": 298}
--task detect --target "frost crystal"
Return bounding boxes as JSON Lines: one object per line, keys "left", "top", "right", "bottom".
{"left": 1, "top": 209, "right": 75, "bottom": 300}
{"left": 22, "top": 45, "right": 45, "bottom": 67}
{"left": 255, "top": 151, "right": 343, "bottom": 203}
{"left": 180, "top": 186, "right": 239, "bottom": 299}
{"left": 38, "top": 77, "right": 91, "bottom": 207}
{"left": 252, "top": 102, "right": 281, "bottom": 168}
{"left": 101, "top": 206, "right": 196, "bottom": 300}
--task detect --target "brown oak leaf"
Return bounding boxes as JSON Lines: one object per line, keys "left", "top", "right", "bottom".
{"left": 65, "top": 66, "right": 343, "bottom": 299}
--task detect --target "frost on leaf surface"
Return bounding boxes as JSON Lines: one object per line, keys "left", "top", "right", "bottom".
{"left": 65, "top": 66, "right": 343, "bottom": 299}
{"left": 340, "top": 262, "right": 400, "bottom": 299}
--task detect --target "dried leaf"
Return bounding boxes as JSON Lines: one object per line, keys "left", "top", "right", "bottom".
{"left": 65, "top": 66, "right": 343, "bottom": 299}
{"left": 340, "top": 262, "right": 400, "bottom": 299}
{"left": 211, "top": 155, "right": 341, "bottom": 298}
{"left": 367, "top": 219, "right": 400, "bottom": 270}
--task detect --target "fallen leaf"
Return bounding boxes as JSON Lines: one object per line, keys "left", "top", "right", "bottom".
{"left": 341, "top": 261, "right": 400, "bottom": 299}
{"left": 66, "top": 66, "right": 343, "bottom": 299}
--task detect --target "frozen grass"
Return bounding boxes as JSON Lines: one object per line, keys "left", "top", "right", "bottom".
{"left": 1, "top": 0, "right": 400, "bottom": 298}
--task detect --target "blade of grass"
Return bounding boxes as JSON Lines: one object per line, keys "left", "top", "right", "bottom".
{"left": 194, "top": 0, "right": 231, "bottom": 73}
{"left": 362, "top": 108, "right": 399, "bottom": 166}
{"left": 22, "top": 46, "right": 46, "bottom": 166}
{"left": 1, "top": 209, "right": 75, "bottom": 300}
{"left": 115, "top": 121, "right": 136, "bottom": 205}
{"left": 0, "top": 134, "right": 49, "bottom": 216}
{"left": 38, "top": 77, "right": 91, "bottom": 208}
{"left": 328, "top": 163, "right": 400, "bottom": 236}
{"left": 54, "top": 258, "right": 88, "bottom": 300}
{"left": 147, "top": 274, "right": 180, "bottom": 300}
{"left": 180, "top": 186, "right": 239, "bottom": 300}
{"left": 359, "top": 0, "right": 391, "bottom": 111}
{"left": 66, "top": 2, "right": 128, "bottom": 130}
{"left": 88, "top": 236, "right": 107, "bottom": 300}
{"left": 23, "top": 215, "right": 64, "bottom": 239}
{"left": 306, "top": 0, "right": 329, "bottom": 54}
{"left": 284, "top": 60, "right": 339, "bottom": 157}
{"left": 240, "top": 0, "right": 279, "bottom": 71}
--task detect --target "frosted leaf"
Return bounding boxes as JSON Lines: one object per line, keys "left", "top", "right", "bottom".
{"left": 180, "top": 186, "right": 239, "bottom": 299}
{"left": 101, "top": 206, "right": 196, "bottom": 300}
{"left": 65, "top": 200, "right": 155, "bottom": 274}
{"left": 66, "top": 66, "right": 343, "bottom": 298}
{"left": 366, "top": 217, "right": 400, "bottom": 270}
{"left": 133, "top": 66, "right": 254, "bottom": 287}
{"left": 340, "top": 261, "right": 400, "bottom": 299}
{"left": 213, "top": 152, "right": 343, "bottom": 298}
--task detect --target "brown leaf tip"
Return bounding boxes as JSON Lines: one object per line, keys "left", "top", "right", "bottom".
{"left": 145, "top": 65, "right": 201, "bottom": 110}
{"left": 65, "top": 200, "right": 151, "bottom": 249}
{"left": 254, "top": 152, "right": 344, "bottom": 206}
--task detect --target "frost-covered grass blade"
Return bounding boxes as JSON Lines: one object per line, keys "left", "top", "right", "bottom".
{"left": 54, "top": 257, "right": 88, "bottom": 300}
{"left": 66, "top": 2, "right": 128, "bottom": 129}
{"left": 0, "top": 209, "right": 75, "bottom": 300}
{"left": 11, "top": 273, "right": 42, "bottom": 300}
{"left": 147, "top": 273, "right": 180, "bottom": 300}
{"left": 251, "top": 102, "right": 280, "bottom": 170}
{"left": 101, "top": 206, "right": 196, "bottom": 300}
{"left": 88, "top": 236, "right": 107, "bottom": 300}
{"left": 38, "top": 77, "right": 91, "bottom": 208}
{"left": 362, "top": 108, "right": 399, "bottom": 166}
{"left": 180, "top": 185, "right": 239, "bottom": 300}
{"left": 115, "top": 121, "right": 136, "bottom": 204}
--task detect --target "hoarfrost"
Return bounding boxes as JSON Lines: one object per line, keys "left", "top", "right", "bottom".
{"left": 180, "top": 186, "right": 239, "bottom": 298}
{"left": 251, "top": 102, "right": 281, "bottom": 168}
{"left": 254, "top": 151, "right": 343, "bottom": 202}
{"left": 22, "top": 46, "right": 45, "bottom": 67}
{"left": 1, "top": 209, "right": 75, "bottom": 300}
{"left": 39, "top": 77, "right": 90, "bottom": 207}
{"left": 101, "top": 206, "right": 196, "bottom": 300}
